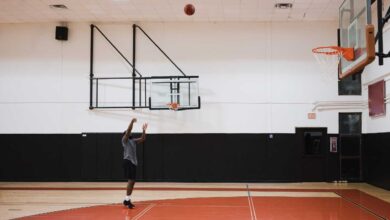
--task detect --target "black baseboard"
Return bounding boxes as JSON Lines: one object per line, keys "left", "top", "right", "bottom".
{"left": 363, "top": 132, "right": 390, "bottom": 190}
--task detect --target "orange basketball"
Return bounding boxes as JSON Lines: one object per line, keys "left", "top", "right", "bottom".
{"left": 184, "top": 4, "right": 195, "bottom": 16}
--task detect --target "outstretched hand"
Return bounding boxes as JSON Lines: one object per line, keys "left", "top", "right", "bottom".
{"left": 142, "top": 123, "right": 148, "bottom": 131}
{"left": 131, "top": 118, "right": 137, "bottom": 123}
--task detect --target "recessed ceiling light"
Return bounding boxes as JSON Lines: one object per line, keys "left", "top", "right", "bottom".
{"left": 49, "top": 4, "right": 68, "bottom": 9}
{"left": 275, "top": 3, "right": 293, "bottom": 9}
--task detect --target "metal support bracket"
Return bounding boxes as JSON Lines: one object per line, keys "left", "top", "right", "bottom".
{"left": 374, "top": 0, "right": 390, "bottom": 65}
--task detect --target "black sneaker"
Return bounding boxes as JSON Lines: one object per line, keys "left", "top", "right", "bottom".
{"left": 123, "top": 200, "right": 130, "bottom": 206}
{"left": 128, "top": 201, "right": 135, "bottom": 209}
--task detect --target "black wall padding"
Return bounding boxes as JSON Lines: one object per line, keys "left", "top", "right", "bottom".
{"left": 364, "top": 132, "right": 390, "bottom": 190}
{"left": 0, "top": 133, "right": 339, "bottom": 182}
{"left": 61, "top": 135, "right": 82, "bottom": 180}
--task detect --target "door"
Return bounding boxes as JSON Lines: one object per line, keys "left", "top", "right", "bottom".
{"left": 296, "top": 127, "right": 328, "bottom": 181}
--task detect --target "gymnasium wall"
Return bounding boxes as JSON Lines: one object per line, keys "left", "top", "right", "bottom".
{"left": 0, "top": 21, "right": 357, "bottom": 134}
{"left": 0, "top": 21, "right": 359, "bottom": 183}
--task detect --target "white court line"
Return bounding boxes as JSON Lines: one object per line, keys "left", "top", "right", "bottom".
{"left": 246, "top": 194, "right": 254, "bottom": 220}
{"left": 131, "top": 203, "right": 156, "bottom": 220}
{"left": 250, "top": 191, "right": 339, "bottom": 198}
{"left": 156, "top": 204, "right": 248, "bottom": 208}
{"left": 246, "top": 184, "right": 258, "bottom": 220}
{"left": 335, "top": 192, "right": 387, "bottom": 220}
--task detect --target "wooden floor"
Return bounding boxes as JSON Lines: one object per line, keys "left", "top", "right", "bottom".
{"left": 1, "top": 182, "right": 390, "bottom": 220}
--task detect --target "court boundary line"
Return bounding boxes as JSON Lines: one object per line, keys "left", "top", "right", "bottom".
{"left": 13, "top": 203, "right": 153, "bottom": 219}
{"left": 131, "top": 203, "right": 156, "bottom": 220}
{"left": 247, "top": 192, "right": 254, "bottom": 220}
{"left": 246, "top": 184, "right": 258, "bottom": 220}
{"left": 0, "top": 186, "right": 368, "bottom": 192}
{"left": 335, "top": 192, "right": 388, "bottom": 220}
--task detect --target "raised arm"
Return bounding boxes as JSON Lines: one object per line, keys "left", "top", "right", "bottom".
{"left": 122, "top": 118, "right": 137, "bottom": 142}
{"left": 135, "top": 123, "right": 148, "bottom": 144}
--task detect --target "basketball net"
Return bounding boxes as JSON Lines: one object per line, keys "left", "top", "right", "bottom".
{"left": 312, "top": 46, "right": 354, "bottom": 81}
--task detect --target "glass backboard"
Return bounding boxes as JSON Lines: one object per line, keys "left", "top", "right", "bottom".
{"left": 149, "top": 76, "right": 200, "bottom": 111}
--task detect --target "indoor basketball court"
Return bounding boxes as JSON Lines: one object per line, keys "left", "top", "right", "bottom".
{"left": 1, "top": 0, "right": 390, "bottom": 219}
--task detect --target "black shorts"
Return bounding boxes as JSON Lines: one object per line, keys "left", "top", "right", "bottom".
{"left": 123, "top": 159, "right": 137, "bottom": 180}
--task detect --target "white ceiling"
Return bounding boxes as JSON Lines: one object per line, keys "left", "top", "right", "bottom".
{"left": 0, "top": 0, "right": 344, "bottom": 23}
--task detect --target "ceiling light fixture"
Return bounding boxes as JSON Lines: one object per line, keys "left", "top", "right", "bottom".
{"left": 49, "top": 4, "right": 68, "bottom": 9}
{"left": 275, "top": 3, "right": 293, "bottom": 9}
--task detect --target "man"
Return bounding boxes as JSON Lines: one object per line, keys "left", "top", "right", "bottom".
{"left": 122, "top": 118, "right": 148, "bottom": 209}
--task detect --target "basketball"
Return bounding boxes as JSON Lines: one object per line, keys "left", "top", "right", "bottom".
{"left": 184, "top": 4, "right": 195, "bottom": 16}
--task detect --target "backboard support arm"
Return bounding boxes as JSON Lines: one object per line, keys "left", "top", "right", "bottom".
{"left": 89, "top": 24, "right": 200, "bottom": 110}
{"left": 373, "top": 0, "right": 390, "bottom": 65}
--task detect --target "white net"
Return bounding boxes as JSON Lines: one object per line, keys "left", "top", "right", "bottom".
{"left": 312, "top": 47, "right": 343, "bottom": 81}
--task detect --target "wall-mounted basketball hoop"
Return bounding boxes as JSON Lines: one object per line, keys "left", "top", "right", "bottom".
{"left": 168, "top": 102, "right": 180, "bottom": 111}
{"left": 312, "top": 0, "right": 390, "bottom": 80}
{"left": 312, "top": 46, "right": 354, "bottom": 80}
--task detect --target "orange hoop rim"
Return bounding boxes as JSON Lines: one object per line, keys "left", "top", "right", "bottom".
{"left": 312, "top": 46, "right": 355, "bottom": 61}
{"left": 312, "top": 46, "right": 344, "bottom": 55}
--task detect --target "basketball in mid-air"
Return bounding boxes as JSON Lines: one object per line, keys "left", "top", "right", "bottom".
{"left": 184, "top": 4, "right": 195, "bottom": 16}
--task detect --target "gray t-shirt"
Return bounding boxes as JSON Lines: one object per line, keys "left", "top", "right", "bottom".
{"left": 122, "top": 138, "right": 137, "bottom": 166}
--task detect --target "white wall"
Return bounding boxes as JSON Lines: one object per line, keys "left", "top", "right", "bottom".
{"left": 362, "top": 30, "right": 390, "bottom": 134}
{"left": 0, "top": 21, "right": 363, "bottom": 134}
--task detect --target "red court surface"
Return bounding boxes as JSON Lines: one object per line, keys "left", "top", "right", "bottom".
{"left": 15, "top": 188, "right": 390, "bottom": 220}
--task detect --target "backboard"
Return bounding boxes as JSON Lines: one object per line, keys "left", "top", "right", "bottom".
{"left": 339, "top": 0, "right": 375, "bottom": 79}
{"left": 149, "top": 76, "right": 201, "bottom": 111}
